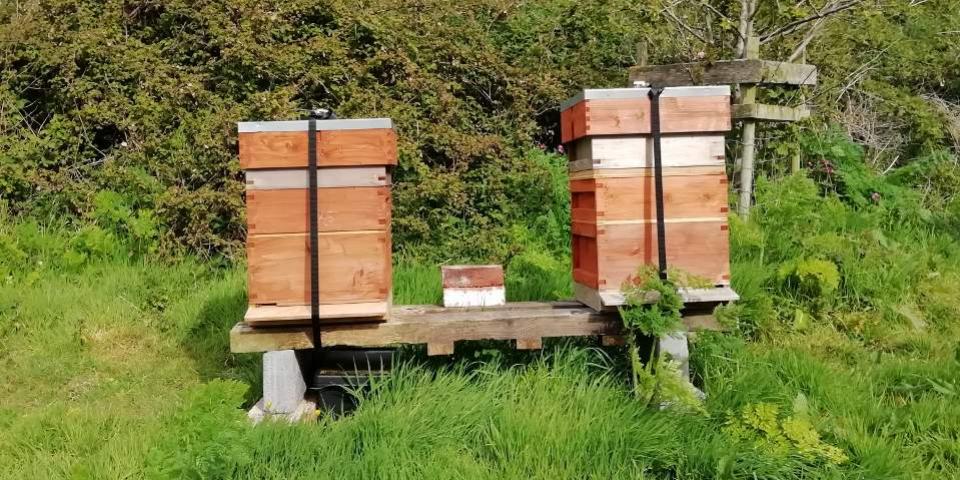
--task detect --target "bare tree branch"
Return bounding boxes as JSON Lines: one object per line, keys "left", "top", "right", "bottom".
{"left": 759, "top": 0, "right": 862, "bottom": 44}
{"left": 662, "top": 4, "right": 709, "bottom": 44}
{"left": 786, "top": 7, "right": 831, "bottom": 62}
{"left": 735, "top": 0, "right": 757, "bottom": 58}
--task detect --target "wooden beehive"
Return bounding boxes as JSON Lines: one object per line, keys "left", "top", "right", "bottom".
{"left": 238, "top": 118, "right": 397, "bottom": 325}
{"left": 560, "top": 87, "right": 733, "bottom": 310}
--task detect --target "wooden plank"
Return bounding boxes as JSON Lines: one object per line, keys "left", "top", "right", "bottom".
{"left": 516, "top": 338, "right": 543, "bottom": 350}
{"left": 239, "top": 129, "right": 397, "bottom": 169}
{"left": 733, "top": 103, "right": 811, "bottom": 122}
{"left": 568, "top": 135, "right": 725, "bottom": 171}
{"left": 231, "top": 303, "right": 620, "bottom": 353}
{"left": 427, "top": 343, "right": 455, "bottom": 356}
{"left": 571, "top": 169, "right": 729, "bottom": 222}
{"left": 229, "top": 301, "right": 730, "bottom": 353}
{"left": 245, "top": 167, "right": 389, "bottom": 190}
{"left": 244, "top": 302, "right": 389, "bottom": 325}
{"left": 573, "top": 221, "right": 730, "bottom": 289}
{"left": 628, "top": 60, "right": 817, "bottom": 86}
{"left": 246, "top": 231, "right": 390, "bottom": 306}
{"left": 597, "top": 221, "right": 731, "bottom": 288}
{"left": 247, "top": 187, "right": 389, "bottom": 235}
{"left": 441, "top": 265, "right": 504, "bottom": 288}
{"left": 575, "top": 282, "right": 739, "bottom": 310}
{"left": 560, "top": 96, "right": 730, "bottom": 143}
{"left": 560, "top": 99, "right": 588, "bottom": 146}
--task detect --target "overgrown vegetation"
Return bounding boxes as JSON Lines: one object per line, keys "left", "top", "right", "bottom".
{"left": 2, "top": 1, "right": 957, "bottom": 262}
{"left": 3, "top": 126, "right": 960, "bottom": 477}
{"left": 2, "top": 0, "right": 960, "bottom": 478}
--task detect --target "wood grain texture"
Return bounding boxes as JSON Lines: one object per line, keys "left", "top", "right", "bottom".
{"left": 567, "top": 135, "right": 725, "bottom": 171}
{"left": 229, "top": 301, "right": 726, "bottom": 353}
{"left": 571, "top": 220, "right": 730, "bottom": 289}
{"left": 569, "top": 169, "right": 728, "bottom": 223}
{"left": 238, "top": 129, "right": 397, "bottom": 169}
{"left": 246, "top": 231, "right": 391, "bottom": 306}
{"left": 427, "top": 343, "right": 455, "bottom": 356}
{"left": 441, "top": 265, "right": 504, "bottom": 288}
{"left": 516, "top": 338, "right": 543, "bottom": 350}
{"left": 628, "top": 60, "right": 817, "bottom": 86}
{"left": 244, "top": 302, "right": 390, "bottom": 325}
{"left": 733, "top": 103, "right": 811, "bottom": 122}
{"left": 560, "top": 97, "right": 730, "bottom": 143}
{"left": 560, "top": 100, "right": 588, "bottom": 145}
{"left": 246, "top": 187, "right": 390, "bottom": 235}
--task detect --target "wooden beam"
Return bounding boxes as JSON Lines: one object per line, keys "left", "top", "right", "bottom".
{"left": 733, "top": 103, "right": 811, "bottom": 122}
{"left": 427, "top": 343, "right": 455, "bottom": 356}
{"left": 516, "top": 338, "right": 543, "bottom": 350}
{"left": 628, "top": 59, "right": 817, "bottom": 87}
{"left": 230, "top": 301, "right": 726, "bottom": 353}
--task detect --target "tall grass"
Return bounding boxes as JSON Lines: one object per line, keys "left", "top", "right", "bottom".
{"left": 3, "top": 140, "right": 960, "bottom": 478}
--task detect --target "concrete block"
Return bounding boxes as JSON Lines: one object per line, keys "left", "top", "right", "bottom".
{"left": 659, "top": 331, "right": 690, "bottom": 380}
{"left": 263, "top": 350, "right": 307, "bottom": 414}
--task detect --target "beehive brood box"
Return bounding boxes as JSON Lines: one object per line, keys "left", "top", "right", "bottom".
{"left": 560, "top": 87, "right": 733, "bottom": 310}
{"left": 238, "top": 118, "right": 396, "bottom": 325}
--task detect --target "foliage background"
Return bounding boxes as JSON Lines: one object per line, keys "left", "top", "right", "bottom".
{"left": 3, "top": 0, "right": 955, "bottom": 262}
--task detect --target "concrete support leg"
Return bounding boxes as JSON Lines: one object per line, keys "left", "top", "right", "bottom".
{"left": 659, "top": 331, "right": 690, "bottom": 380}
{"left": 262, "top": 350, "right": 307, "bottom": 414}
{"left": 659, "top": 331, "right": 706, "bottom": 400}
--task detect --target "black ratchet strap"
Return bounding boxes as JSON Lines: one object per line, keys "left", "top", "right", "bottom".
{"left": 308, "top": 118, "right": 322, "bottom": 350}
{"left": 648, "top": 87, "right": 668, "bottom": 281}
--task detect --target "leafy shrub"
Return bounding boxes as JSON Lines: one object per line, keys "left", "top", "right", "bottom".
{"left": 724, "top": 400, "right": 848, "bottom": 465}
{"left": 146, "top": 380, "right": 252, "bottom": 480}
{"left": 777, "top": 258, "right": 841, "bottom": 300}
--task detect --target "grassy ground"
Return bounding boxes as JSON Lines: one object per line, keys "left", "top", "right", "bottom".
{"left": 2, "top": 168, "right": 960, "bottom": 478}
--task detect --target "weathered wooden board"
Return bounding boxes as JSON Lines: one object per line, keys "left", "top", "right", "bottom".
{"left": 568, "top": 135, "right": 725, "bottom": 171}
{"left": 574, "top": 282, "right": 738, "bottom": 311}
{"left": 572, "top": 220, "right": 731, "bottom": 289}
{"left": 247, "top": 187, "right": 390, "bottom": 235}
{"left": 245, "top": 167, "right": 389, "bottom": 190}
{"left": 245, "top": 302, "right": 390, "bottom": 325}
{"left": 570, "top": 168, "right": 728, "bottom": 223}
{"left": 238, "top": 129, "right": 397, "bottom": 169}
{"left": 560, "top": 87, "right": 732, "bottom": 143}
{"left": 733, "top": 103, "right": 811, "bottom": 122}
{"left": 229, "top": 302, "right": 726, "bottom": 353}
{"left": 247, "top": 231, "right": 391, "bottom": 307}
{"left": 628, "top": 60, "right": 818, "bottom": 87}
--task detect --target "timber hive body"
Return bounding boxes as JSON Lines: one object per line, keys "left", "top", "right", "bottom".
{"left": 238, "top": 118, "right": 396, "bottom": 325}
{"left": 560, "top": 87, "right": 733, "bottom": 309}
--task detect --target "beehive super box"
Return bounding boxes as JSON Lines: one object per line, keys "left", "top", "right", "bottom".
{"left": 237, "top": 118, "right": 396, "bottom": 324}
{"left": 560, "top": 87, "right": 733, "bottom": 309}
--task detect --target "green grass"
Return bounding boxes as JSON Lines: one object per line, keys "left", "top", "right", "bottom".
{"left": 2, "top": 164, "right": 960, "bottom": 478}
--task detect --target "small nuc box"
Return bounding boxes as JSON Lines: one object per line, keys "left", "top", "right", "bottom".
{"left": 441, "top": 265, "right": 506, "bottom": 308}
{"left": 237, "top": 118, "right": 396, "bottom": 325}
